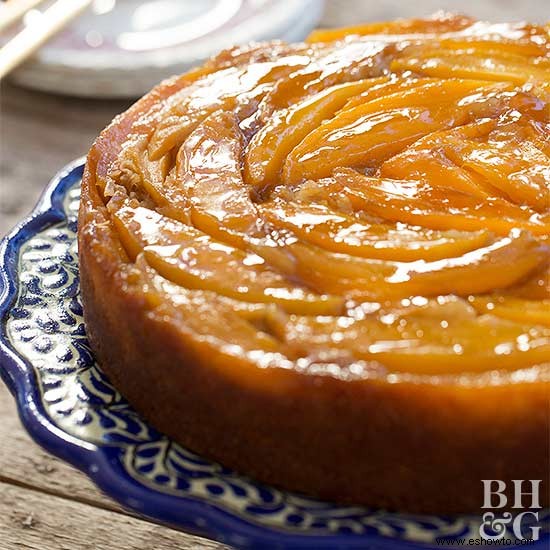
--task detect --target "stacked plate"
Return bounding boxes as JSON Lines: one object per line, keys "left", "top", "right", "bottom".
{"left": 6, "top": 0, "right": 325, "bottom": 98}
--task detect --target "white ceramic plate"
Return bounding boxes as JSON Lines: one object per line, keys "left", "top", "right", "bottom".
{"left": 6, "top": 0, "right": 325, "bottom": 98}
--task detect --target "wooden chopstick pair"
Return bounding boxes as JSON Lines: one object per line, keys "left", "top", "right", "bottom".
{"left": 0, "top": 0, "right": 93, "bottom": 79}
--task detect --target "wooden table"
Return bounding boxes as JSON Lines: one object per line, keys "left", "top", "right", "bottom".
{"left": 1, "top": 2, "right": 545, "bottom": 548}
{"left": 0, "top": 384, "right": 229, "bottom": 549}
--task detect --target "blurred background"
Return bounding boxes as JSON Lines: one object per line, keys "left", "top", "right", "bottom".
{"left": 0, "top": 0, "right": 548, "bottom": 236}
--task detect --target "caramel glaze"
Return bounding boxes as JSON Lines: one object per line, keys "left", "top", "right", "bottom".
{"left": 79, "top": 14, "right": 550, "bottom": 512}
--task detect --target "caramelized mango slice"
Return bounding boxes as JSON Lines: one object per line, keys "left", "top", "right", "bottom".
{"left": 470, "top": 296, "right": 550, "bottom": 326}
{"left": 252, "top": 40, "right": 393, "bottom": 127}
{"left": 274, "top": 311, "right": 550, "bottom": 374}
{"left": 260, "top": 199, "right": 492, "bottom": 261}
{"left": 504, "top": 266, "right": 550, "bottom": 300}
{"left": 136, "top": 255, "right": 279, "bottom": 325}
{"left": 336, "top": 76, "right": 437, "bottom": 113}
{"left": 331, "top": 169, "right": 550, "bottom": 236}
{"left": 282, "top": 79, "right": 512, "bottom": 183}
{"left": 136, "top": 258, "right": 280, "bottom": 351}
{"left": 307, "top": 14, "right": 474, "bottom": 43}
{"left": 244, "top": 78, "right": 380, "bottom": 192}
{"left": 391, "top": 48, "right": 550, "bottom": 85}
{"left": 252, "top": 229, "right": 547, "bottom": 300}
{"left": 112, "top": 205, "right": 343, "bottom": 315}
{"left": 171, "top": 111, "right": 259, "bottom": 244}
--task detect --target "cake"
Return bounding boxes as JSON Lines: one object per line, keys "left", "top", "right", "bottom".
{"left": 78, "top": 14, "right": 550, "bottom": 513}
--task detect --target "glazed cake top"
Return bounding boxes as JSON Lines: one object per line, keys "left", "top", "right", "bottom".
{"left": 84, "top": 13, "right": 550, "bottom": 380}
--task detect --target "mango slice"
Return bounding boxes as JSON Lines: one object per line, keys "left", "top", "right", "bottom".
{"left": 251, "top": 229, "right": 547, "bottom": 300}
{"left": 307, "top": 14, "right": 475, "bottom": 43}
{"left": 171, "top": 111, "right": 259, "bottom": 245}
{"left": 259, "top": 199, "right": 492, "bottom": 261}
{"left": 245, "top": 79, "right": 380, "bottom": 192}
{"left": 470, "top": 296, "right": 550, "bottom": 326}
{"left": 391, "top": 48, "right": 550, "bottom": 85}
{"left": 272, "top": 310, "right": 550, "bottom": 374}
{"left": 282, "top": 79, "right": 514, "bottom": 183}
{"left": 329, "top": 169, "right": 550, "bottom": 236}
{"left": 112, "top": 204, "right": 343, "bottom": 315}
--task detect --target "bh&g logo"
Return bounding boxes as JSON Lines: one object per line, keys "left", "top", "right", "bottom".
{"left": 480, "top": 480, "right": 542, "bottom": 542}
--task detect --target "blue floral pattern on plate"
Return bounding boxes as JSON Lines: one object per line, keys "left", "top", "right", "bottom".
{"left": 0, "top": 159, "right": 548, "bottom": 549}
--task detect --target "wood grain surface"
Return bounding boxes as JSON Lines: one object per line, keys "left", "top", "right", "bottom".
{"left": 0, "top": 383, "right": 230, "bottom": 550}
{"left": 0, "top": 481, "right": 227, "bottom": 550}
{"left": 0, "top": 2, "right": 547, "bottom": 548}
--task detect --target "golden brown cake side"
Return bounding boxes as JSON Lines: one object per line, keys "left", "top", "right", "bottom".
{"left": 79, "top": 14, "right": 550, "bottom": 513}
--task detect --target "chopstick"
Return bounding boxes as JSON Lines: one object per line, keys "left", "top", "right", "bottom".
{"left": 0, "top": 0, "right": 45, "bottom": 34}
{"left": 0, "top": 0, "right": 93, "bottom": 79}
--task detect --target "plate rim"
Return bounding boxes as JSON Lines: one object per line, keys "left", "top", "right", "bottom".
{"left": 0, "top": 159, "right": 547, "bottom": 550}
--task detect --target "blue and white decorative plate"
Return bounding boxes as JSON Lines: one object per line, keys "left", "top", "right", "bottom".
{"left": 0, "top": 159, "right": 548, "bottom": 549}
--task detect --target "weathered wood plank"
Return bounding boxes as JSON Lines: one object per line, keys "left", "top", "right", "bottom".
{"left": 0, "top": 83, "right": 129, "bottom": 236}
{"left": 0, "top": 384, "right": 228, "bottom": 548}
{"left": 0, "top": 382, "right": 123, "bottom": 512}
{"left": 0, "top": 482, "right": 229, "bottom": 550}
